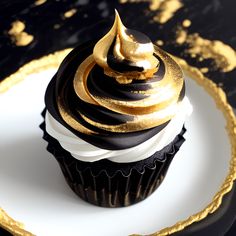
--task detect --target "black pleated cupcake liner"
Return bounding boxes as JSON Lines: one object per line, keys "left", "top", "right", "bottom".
{"left": 40, "top": 110, "right": 186, "bottom": 207}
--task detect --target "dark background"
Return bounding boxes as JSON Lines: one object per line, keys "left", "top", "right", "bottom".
{"left": 0, "top": 0, "right": 236, "bottom": 235}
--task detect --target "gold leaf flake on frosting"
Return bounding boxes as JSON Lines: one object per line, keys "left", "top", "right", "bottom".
{"left": 176, "top": 27, "right": 236, "bottom": 72}
{"left": 8, "top": 20, "right": 34, "bottom": 47}
{"left": 120, "top": 0, "right": 183, "bottom": 24}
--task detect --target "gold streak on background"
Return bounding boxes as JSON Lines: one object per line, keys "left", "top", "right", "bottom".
{"left": 152, "top": 0, "right": 183, "bottom": 24}
{"left": 176, "top": 27, "right": 236, "bottom": 72}
{"left": 8, "top": 21, "right": 34, "bottom": 46}
{"left": 8, "top": 21, "right": 25, "bottom": 34}
{"left": 120, "top": 0, "right": 183, "bottom": 24}
{"left": 175, "top": 27, "right": 187, "bottom": 44}
{"left": 63, "top": 9, "right": 77, "bottom": 18}
{"left": 34, "top": 0, "right": 47, "bottom": 6}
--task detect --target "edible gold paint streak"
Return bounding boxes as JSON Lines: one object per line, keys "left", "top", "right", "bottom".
{"left": 90, "top": 93, "right": 178, "bottom": 116}
{"left": 0, "top": 49, "right": 236, "bottom": 236}
{"left": 187, "top": 34, "right": 236, "bottom": 72}
{"left": 176, "top": 28, "right": 236, "bottom": 72}
{"left": 63, "top": 9, "right": 77, "bottom": 18}
{"left": 58, "top": 98, "right": 96, "bottom": 135}
{"left": 119, "top": 0, "right": 183, "bottom": 24}
{"left": 34, "top": 0, "right": 47, "bottom": 6}
{"left": 73, "top": 55, "right": 97, "bottom": 105}
{"left": 79, "top": 111, "right": 174, "bottom": 132}
{"left": 8, "top": 21, "right": 34, "bottom": 46}
{"left": 104, "top": 67, "right": 158, "bottom": 83}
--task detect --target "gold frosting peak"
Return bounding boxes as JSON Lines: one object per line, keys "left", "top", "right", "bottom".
{"left": 93, "top": 10, "right": 159, "bottom": 79}
{"left": 62, "top": 11, "right": 184, "bottom": 133}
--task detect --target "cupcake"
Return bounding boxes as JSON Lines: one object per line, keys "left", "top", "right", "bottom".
{"left": 41, "top": 10, "right": 192, "bottom": 207}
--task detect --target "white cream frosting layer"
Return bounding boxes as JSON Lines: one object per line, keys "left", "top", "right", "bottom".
{"left": 45, "top": 97, "right": 192, "bottom": 163}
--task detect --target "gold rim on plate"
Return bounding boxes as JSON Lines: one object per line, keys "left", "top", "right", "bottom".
{"left": 0, "top": 50, "right": 236, "bottom": 236}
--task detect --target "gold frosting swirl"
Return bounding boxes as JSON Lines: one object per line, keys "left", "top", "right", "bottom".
{"left": 74, "top": 47, "right": 183, "bottom": 115}
{"left": 58, "top": 11, "right": 184, "bottom": 133}
{"left": 93, "top": 10, "right": 159, "bottom": 81}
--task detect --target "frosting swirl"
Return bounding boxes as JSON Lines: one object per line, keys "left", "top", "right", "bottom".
{"left": 45, "top": 11, "right": 185, "bottom": 150}
{"left": 93, "top": 10, "right": 159, "bottom": 82}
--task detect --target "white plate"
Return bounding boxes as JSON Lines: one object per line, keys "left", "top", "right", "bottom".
{"left": 0, "top": 67, "right": 231, "bottom": 236}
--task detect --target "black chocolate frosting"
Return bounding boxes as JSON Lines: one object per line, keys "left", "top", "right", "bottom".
{"left": 45, "top": 40, "right": 178, "bottom": 150}
{"left": 45, "top": 12, "right": 185, "bottom": 150}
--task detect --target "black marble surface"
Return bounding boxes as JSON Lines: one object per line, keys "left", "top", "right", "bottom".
{"left": 0, "top": 0, "right": 236, "bottom": 235}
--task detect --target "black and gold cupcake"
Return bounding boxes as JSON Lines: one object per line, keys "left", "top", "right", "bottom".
{"left": 41, "top": 10, "right": 192, "bottom": 207}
